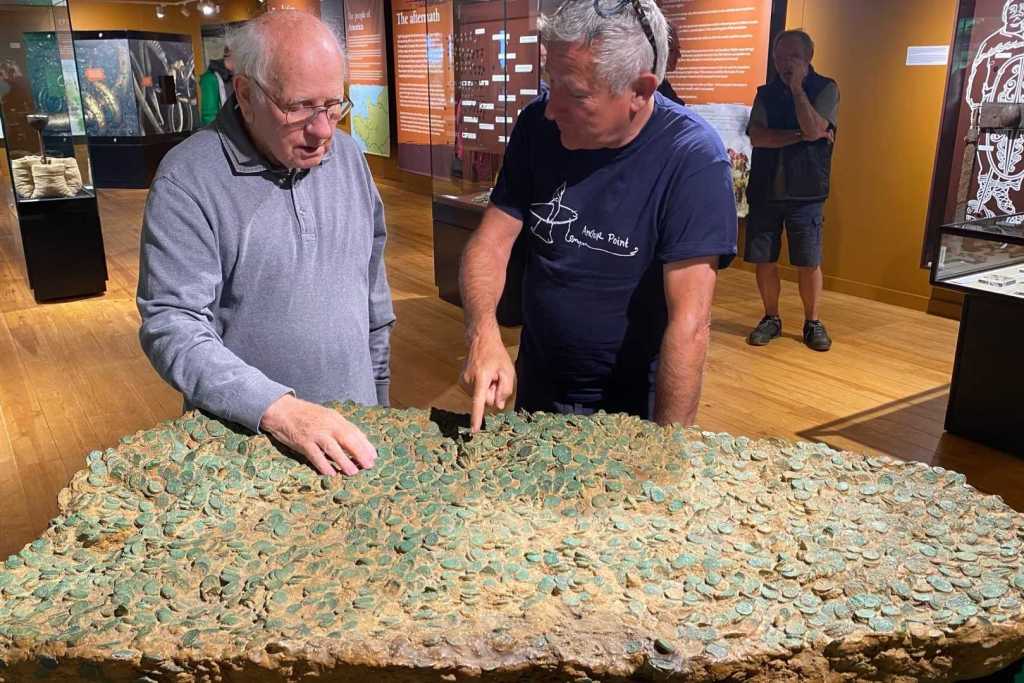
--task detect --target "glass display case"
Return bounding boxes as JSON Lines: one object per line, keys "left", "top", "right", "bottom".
{"left": 0, "top": 0, "right": 107, "bottom": 301}
{"left": 72, "top": 30, "right": 198, "bottom": 187}
{"left": 429, "top": 0, "right": 542, "bottom": 207}
{"left": 930, "top": 211, "right": 1024, "bottom": 457}
{"left": 73, "top": 31, "right": 198, "bottom": 137}
{"left": 427, "top": 0, "right": 542, "bottom": 323}
{"left": 931, "top": 213, "right": 1024, "bottom": 301}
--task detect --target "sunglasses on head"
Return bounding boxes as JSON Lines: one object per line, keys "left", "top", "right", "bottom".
{"left": 593, "top": 0, "right": 658, "bottom": 74}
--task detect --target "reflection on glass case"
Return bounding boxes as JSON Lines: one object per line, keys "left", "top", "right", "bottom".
{"left": 428, "top": 0, "right": 541, "bottom": 324}
{"left": 0, "top": 1, "right": 93, "bottom": 204}
{"left": 931, "top": 213, "right": 1024, "bottom": 301}
{"left": 428, "top": 0, "right": 542, "bottom": 207}
{"left": 0, "top": 0, "right": 107, "bottom": 302}
{"left": 73, "top": 31, "right": 198, "bottom": 137}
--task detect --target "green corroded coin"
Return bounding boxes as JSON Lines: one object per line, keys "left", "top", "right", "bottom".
{"left": 982, "top": 583, "right": 1009, "bottom": 600}
{"left": 869, "top": 616, "right": 895, "bottom": 632}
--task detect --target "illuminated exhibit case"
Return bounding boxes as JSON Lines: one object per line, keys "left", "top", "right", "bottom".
{"left": 73, "top": 30, "right": 198, "bottom": 188}
{"left": 424, "top": 0, "right": 541, "bottom": 325}
{"left": 0, "top": 0, "right": 107, "bottom": 300}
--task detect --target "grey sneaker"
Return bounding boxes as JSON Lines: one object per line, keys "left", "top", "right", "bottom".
{"left": 803, "top": 320, "right": 832, "bottom": 351}
{"left": 747, "top": 315, "right": 782, "bottom": 346}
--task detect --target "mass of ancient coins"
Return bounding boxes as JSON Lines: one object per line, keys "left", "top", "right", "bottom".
{"left": 1, "top": 404, "right": 1023, "bottom": 681}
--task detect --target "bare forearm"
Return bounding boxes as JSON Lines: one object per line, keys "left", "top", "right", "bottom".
{"left": 458, "top": 208, "right": 522, "bottom": 430}
{"left": 459, "top": 231, "right": 508, "bottom": 341}
{"left": 749, "top": 127, "right": 803, "bottom": 149}
{"left": 654, "top": 321, "right": 710, "bottom": 427}
{"left": 792, "top": 89, "right": 829, "bottom": 140}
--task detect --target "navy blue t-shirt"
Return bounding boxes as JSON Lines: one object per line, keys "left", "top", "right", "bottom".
{"left": 490, "top": 92, "right": 737, "bottom": 407}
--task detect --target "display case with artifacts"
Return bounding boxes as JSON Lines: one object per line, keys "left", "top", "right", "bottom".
{"left": 72, "top": 30, "right": 198, "bottom": 188}
{"left": 931, "top": 212, "right": 1024, "bottom": 454}
{"left": 0, "top": 0, "right": 107, "bottom": 301}
{"left": 927, "top": 90, "right": 1024, "bottom": 456}
{"left": 923, "top": 0, "right": 1024, "bottom": 266}
{"left": 932, "top": 212, "right": 1024, "bottom": 300}
{"left": 425, "top": 0, "right": 542, "bottom": 324}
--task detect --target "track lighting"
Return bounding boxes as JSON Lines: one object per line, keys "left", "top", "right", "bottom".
{"left": 155, "top": 4, "right": 165, "bottom": 18}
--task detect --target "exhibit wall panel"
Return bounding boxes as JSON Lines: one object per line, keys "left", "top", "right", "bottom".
{"left": 735, "top": 0, "right": 956, "bottom": 311}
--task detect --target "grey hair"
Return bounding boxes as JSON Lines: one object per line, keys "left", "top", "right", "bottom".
{"left": 539, "top": 0, "right": 669, "bottom": 92}
{"left": 773, "top": 29, "right": 814, "bottom": 59}
{"left": 226, "top": 11, "right": 347, "bottom": 88}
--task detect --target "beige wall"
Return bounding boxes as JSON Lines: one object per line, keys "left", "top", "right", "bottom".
{"left": 736, "top": 0, "right": 957, "bottom": 311}
{"left": 203, "top": 0, "right": 265, "bottom": 25}
{"left": 69, "top": 0, "right": 264, "bottom": 68}
{"left": 70, "top": 1, "right": 205, "bottom": 63}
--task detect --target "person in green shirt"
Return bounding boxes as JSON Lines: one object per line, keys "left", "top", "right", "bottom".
{"left": 199, "top": 46, "right": 234, "bottom": 126}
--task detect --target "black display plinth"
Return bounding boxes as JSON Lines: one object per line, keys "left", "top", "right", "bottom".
{"left": 17, "top": 193, "right": 108, "bottom": 301}
{"left": 432, "top": 195, "right": 525, "bottom": 327}
{"left": 945, "top": 294, "right": 1024, "bottom": 456}
{"left": 88, "top": 133, "right": 190, "bottom": 189}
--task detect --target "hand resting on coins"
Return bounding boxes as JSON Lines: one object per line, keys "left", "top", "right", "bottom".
{"left": 259, "top": 395, "right": 377, "bottom": 477}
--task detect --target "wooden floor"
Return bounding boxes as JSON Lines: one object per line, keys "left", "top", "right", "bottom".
{"left": 0, "top": 180, "right": 1017, "bottom": 560}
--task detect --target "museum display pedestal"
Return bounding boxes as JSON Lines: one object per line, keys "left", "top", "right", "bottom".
{"left": 88, "top": 133, "right": 190, "bottom": 189}
{"left": 945, "top": 294, "right": 1024, "bottom": 456}
{"left": 931, "top": 213, "right": 1024, "bottom": 455}
{"left": 432, "top": 193, "right": 525, "bottom": 327}
{"left": 16, "top": 193, "right": 107, "bottom": 301}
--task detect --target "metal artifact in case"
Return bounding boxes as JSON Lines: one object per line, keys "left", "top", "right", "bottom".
{"left": 931, "top": 213, "right": 1024, "bottom": 301}
{"left": 428, "top": 0, "right": 542, "bottom": 324}
{"left": 0, "top": 0, "right": 107, "bottom": 301}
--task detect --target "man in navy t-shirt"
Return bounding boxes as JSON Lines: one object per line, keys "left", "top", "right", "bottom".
{"left": 458, "top": 0, "right": 737, "bottom": 431}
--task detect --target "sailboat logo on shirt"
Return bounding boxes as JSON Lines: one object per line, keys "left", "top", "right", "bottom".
{"left": 528, "top": 183, "right": 577, "bottom": 244}
{"left": 527, "top": 183, "right": 639, "bottom": 257}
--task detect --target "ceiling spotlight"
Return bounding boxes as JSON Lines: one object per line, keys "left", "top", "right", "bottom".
{"left": 155, "top": 4, "right": 165, "bottom": 18}
{"left": 198, "top": 0, "right": 216, "bottom": 15}
{"left": 179, "top": 3, "right": 189, "bottom": 15}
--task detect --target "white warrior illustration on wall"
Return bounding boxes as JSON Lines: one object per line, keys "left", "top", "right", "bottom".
{"left": 966, "top": 0, "right": 1024, "bottom": 219}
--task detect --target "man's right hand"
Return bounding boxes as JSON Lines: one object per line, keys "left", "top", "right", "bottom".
{"left": 460, "top": 327, "right": 516, "bottom": 432}
{"left": 259, "top": 395, "right": 377, "bottom": 476}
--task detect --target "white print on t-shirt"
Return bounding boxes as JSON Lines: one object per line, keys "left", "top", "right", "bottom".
{"left": 527, "top": 183, "right": 639, "bottom": 257}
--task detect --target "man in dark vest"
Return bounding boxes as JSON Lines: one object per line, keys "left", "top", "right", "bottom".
{"left": 744, "top": 29, "right": 838, "bottom": 351}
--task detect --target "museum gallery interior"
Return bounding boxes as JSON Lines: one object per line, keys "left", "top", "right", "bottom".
{"left": 1, "top": 0, "right": 1024, "bottom": 679}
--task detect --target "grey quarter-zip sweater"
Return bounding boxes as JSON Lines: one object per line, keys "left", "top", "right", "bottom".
{"left": 137, "top": 97, "right": 396, "bottom": 433}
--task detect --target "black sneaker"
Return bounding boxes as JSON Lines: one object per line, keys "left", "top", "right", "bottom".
{"left": 803, "top": 320, "right": 832, "bottom": 351}
{"left": 747, "top": 315, "right": 782, "bottom": 346}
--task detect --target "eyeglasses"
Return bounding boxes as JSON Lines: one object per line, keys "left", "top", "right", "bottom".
{"left": 248, "top": 77, "right": 352, "bottom": 126}
{"left": 594, "top": 0, "right": 658, "bottom": 74}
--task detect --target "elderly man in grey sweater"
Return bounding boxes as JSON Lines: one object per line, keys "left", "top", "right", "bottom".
{"left": 137, "top": 11, "right": 395, "bottom": 477}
